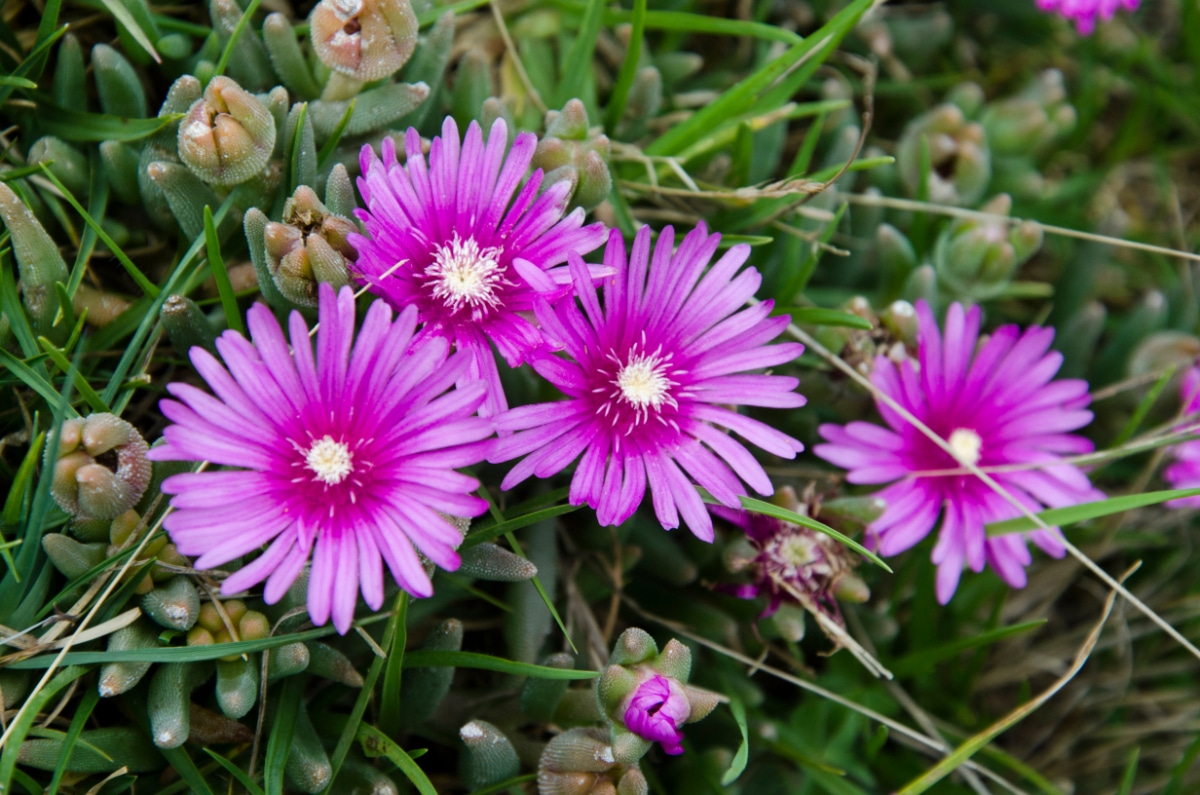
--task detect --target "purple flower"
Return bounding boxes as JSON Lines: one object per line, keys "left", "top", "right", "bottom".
{"left": 350, "top": 117, "right": 608, "bottom": 416}
{"left": 815, "top": 301, "right": 1102, "bottom": 603}
{"left": 488, "top": 224, "right": 806, "bottom": 541}
{"left": 1036, "top": 0, "right": 1139, "bottom": 34}
{"left": 623, "top": 674, "right": 690, "bottom": 756}
{"left": 1164, "top": 364, "right": 1200, "bottom": 508}
{"left": 148, "top": 284, "right": 493, "bottom": 634}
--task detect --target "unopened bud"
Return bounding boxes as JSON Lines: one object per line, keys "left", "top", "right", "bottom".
{"left": 310, "top": 0, "right": 418, "bottom": 82}
{"left": 264, "top": 185, "right": 356, "bottom": 306}
{"left": 897, "top": 103, "right": 991, "bottom": 206}
{"left": 47, "top": 414, "right": 151, "bottom": 521}
{"left": 178, "top": 76, "right": 276, "bottom": 186}
{"left": 534, "top": 100, "right": 612, "bottom": 212}
{"left": 934, "top": 194, "right": 1042, "bottom": 300}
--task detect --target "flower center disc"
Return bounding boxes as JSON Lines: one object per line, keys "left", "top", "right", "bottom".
{"left": 306, "top": 436, "right": 354, "bottom": 485}
{"left": 947, "top": 427, "right": 983, "bottom": 467}
{"left": 616, "top": 355, "right": 672, "bottom": 410}
{"left": 426, "top": 235, "right": 505, "bottom": 314}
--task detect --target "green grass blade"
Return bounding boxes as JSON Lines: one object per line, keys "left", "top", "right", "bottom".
{"left": 159, "top": 746, "right": 217, "bottom": 795}
{"left": 214, "top": 0, "right": 264, "bottom": 76}
{"left": 0, "top": 24, "right": 69, "bottom": 107}
{"left": 466, "top": 774, "right": 539, "bottom": 795}
{"left": 557, "top": 0, "right": 605, "bottom": 106}
{"left": 98, "top": 0, "right": 160, "bottom": 62}
{"left": 34, "top": 105, "right": 182, "bottom": 142}
{"left": 462, "top": 504, "right": 581, "bottom": 549}
{"left": 316, "top": 98, "right": 357, "bottom": 171}
{"left": 203, "top": 749, "right": 266, "bottom": 795}
{"left": 377, "top": 593, "right": 408, "bottom": 737}
{"left": 401, "top": 650, "right": 598, "bottom": 679}
{"left": 356, "top": 724, "right": 437, "bottom": 795}
{"left": 46, "top": 684, "right": 99, "bottom": 795}
{"left": 645, "top": 0, "right": 873, "bottom": 157}
{"left": 0, "top": 666, "right": 88, "bottom": 792}
{"left": 203, "top": 205, "right": 244, "bottom": 335}
{"left": 776, "top": 307, "right": 873, "bottom": 330}
{"left": 0, "top": 348, "right": 75, "bottom": 416}
{"left": 603, "top": 0, "right": 645, "bottom": 132}
{"left": 38, "top": 337, "right": 110, "bottom": 413}
{"left": 37, "top": 165, "right": 159, "bottom": 296}
{"left": 721, "top": 696, "right": 750, "bottom": 785}
{"left": 986, "top": 487, "right": 1200, "bottom": 536}
{"left": 265, "top": 676, "right": 302, "bottom": 795}
{"left": 1112, "top": 367, "right": 1174, "bottom": 447}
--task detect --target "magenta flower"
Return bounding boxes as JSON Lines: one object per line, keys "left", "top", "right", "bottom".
{"left": 350, "top": 116, "right": 608, "bottom": 416}
{"left": 815, "top": 301, "right": 1103, "bottom": 603}
{"left": 1036, "top": 0, "right": 1139, "bottom": 34}
{"left": 488, "top": 224, "right": 806, "bottom": 541}
{"left": 1164, "top": 364, "right": 1200, "bottom": 508}
{"left": 623, "top": 674, "right": 690, "bottom": 756}
{"left": 148, "top": 284, "right": 493, "bottom": 634}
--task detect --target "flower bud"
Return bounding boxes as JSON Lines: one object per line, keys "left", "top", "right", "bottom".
{"left": 896, "top": 103, "right": 990, "bottom": 206}
{"left": 534, "top": 100, "right": 612, "bottom": 212}
{"left": 47, "top": 414, "right": 151, "bottom": 522}
{"left": 263, "top": 185, "right": 356, "bottom": 307}
{"left": 459, "top": 720, "right": 519, "bottom": 790}
{"left": 178, "top": 76, "right": 276, "bottom": 186}
{"left": 310, "top": 0, "right": 418, "bottom": 83}
{"left": 622, "top": 675, "right": 689, "bottom": 755}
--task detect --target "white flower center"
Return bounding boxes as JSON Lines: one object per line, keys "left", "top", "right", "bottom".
{"left": 305, "top": 436, "right": 354, "bottom": 485}
{"left": 616, "top": 353, "right": 673, "bottom": 411}
{"left": 947, "top": 427, "right": 983, "bottom": 467}
{"left": 776, "top": 533, "right": 820, "bottom": 569}
{"left": 426, "top": 235, "right": 505, "bottom": 313}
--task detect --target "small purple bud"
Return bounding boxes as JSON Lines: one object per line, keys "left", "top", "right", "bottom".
{"left": 621, "top": 675, "right": 689, "bottom": 756}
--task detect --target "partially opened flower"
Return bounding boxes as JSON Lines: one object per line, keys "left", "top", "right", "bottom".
{"left": 1164, "top": 364, "right": 1200, "bottom": 508}
{"left": 815, "top": 301, "right": 1102, "bottom": 603}
{"left": 350, "top": 117, "right": 608, "bottom": 415}
{"left": 623, "top": 675, "right": 690, "bottom": 756}
{"left": 1035, "top": 0, "right": 1139, "bottom": 34}
{"left": 148, "top": 284, "right": 492, "bottom": 634}
{"left": 489, "top": 224, "right": 806, "bottom": 541}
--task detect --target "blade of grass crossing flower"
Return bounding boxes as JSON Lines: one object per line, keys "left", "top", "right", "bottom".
{"left": 320, "top": 592, "right": 407, "bottom": 794}
{"left": 721, "top": 696, "right": 750, "bottom": 785}
{"left": 896, "top": 576, "right": 1121, "bottom": 795}
{"left": 889, "top": 620, "right": 1046, "bottom": 678}
{"left": 265, "top": 676, "right": 302, "bottom": 795}
{"left": 97, "top": 0, "right": 160, "bottom": 62}
{"left": 0, "top": 666, "right": 87, "bottom": 785}
{"left": 215, "top": 0, "right": 264, "bottom": 76}
{"left": 317, "top": 98, "right": 357, "bottom": 171}
{"left": 462, "top": 503, "right": 581, "bottom": 548}
{"left": 603, "top": 0, "right": 645, "bottom": 132}
{"left": 377, "top": 593, "right": 408, "bottom": 737}
{"left": 36, "top": 165, "right": 159, "bottom": 297}
{"left": 402, "top": 650, "right": 598, "bottom": 679}
{"left": 46, "top": 687, "right": 100, "bottom": 795}
{"left": 204, "top": 749, "right": 267, "bottom": 795}
{"left": 356, "top": 724, "right": 437, "bottom": 795}
{"left": 645, "top": 0, "right": 873, "bottom": 157}
{"left": 707, "top": 492, "right": 890, "bottom": 572}
{"left": 557, "top": 0, "right": 604, "bottom": 107}
{"left": 204, "top": 205, "right": 244, "bottom": 336}
{"left": 38, "top": 338, "right": 110, "bottom": 413}
{"left": 986, "top": 487, "right": 1200, "bottom": 536}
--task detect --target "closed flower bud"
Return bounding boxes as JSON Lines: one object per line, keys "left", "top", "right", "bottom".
{"left": 934, "top": 194, "right": 1043, "bottom": 300}
{"left": 897, "top": 103, "right": 990, "bottom": 206}
{"left": 47, "top": 414, "right": 151, "bottom": 521}
{"left": 310, "top": 0, "right": 418, "bottom": 83}
{"left": 178, "top": 76, "right": 276, "bottom": 186}
{"left": 533, "top": 100, "right": 612, "bottom": 211}
{"left": 263, "top": 185, "right": 356, "bottom": 306}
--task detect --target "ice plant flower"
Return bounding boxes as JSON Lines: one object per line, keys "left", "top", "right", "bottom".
{"left": 488, "top": 224, "right": 806, "bottom": 541}
{"left": 1164, "top": 364, "right": 1200, "bottom": 508}
{"left": 815, "top": 301, "right": 1103, "bottom": 603}
{"left": 148, "top": 284, "right": 492, "bottom": 634}
{"left": 1036, "top": 0, "right": 1139, "bottom": 34}
{"left": 350, "top": 116, "right": 608, "bottom": 415}
{"left": 622, "top": 675, "right": 690, "bottom": 756}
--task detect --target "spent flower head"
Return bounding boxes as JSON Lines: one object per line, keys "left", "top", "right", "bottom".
{"left": 815, "top": 301, "right": 1103, "bottom": 602}
{"left": 351, "top": 116, "right": 608, "bottom": 415}
{"left": 488, "top": 224, "right": 805, "bottom": 541}
{"left": 148, "top": 284, "right": 493, "bottom": 633}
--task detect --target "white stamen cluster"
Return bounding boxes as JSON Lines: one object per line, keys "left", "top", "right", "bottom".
{"left": 305, "top": 435, "right": 354, "bottom": 485}
{"left": 947, "top": 427, "right": 983, "bottom": 467}
{"left": 425, "top": 235, "right": 506, "bottom": 314}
